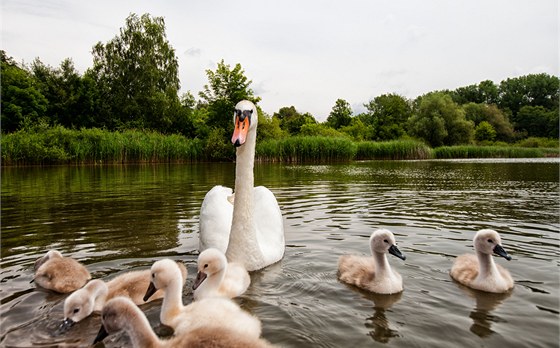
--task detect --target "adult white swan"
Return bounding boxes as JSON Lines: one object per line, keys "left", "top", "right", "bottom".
{"left": 199, "top": 100, "right": 285, "bottom": 271}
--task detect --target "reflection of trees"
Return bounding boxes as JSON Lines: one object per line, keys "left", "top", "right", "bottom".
{"left": 456, "top": 283, "right": 512, "bottom": 337}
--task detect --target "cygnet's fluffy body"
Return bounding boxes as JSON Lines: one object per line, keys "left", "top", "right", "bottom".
{"left": 193, "top": 248, "right": 250, "bottom": 300}
{"left": 33, "top": 250, "right": 91, "bottom": 293}
{"left": 94, "top": 297, "right": 274, "bottom": 348}
{"left": 63, "top": 263, "right": 187, "bottom": 325}
{"left": 450, "top": 229, "right": 514, "bottom": 293}
{"left": 338, "top": 229, "right": 406, "bottom": 294}
{"left": 144, "top": 258, "right": 261, "bottom": 338}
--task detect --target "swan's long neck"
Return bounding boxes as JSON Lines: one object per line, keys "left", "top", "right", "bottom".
{"left": 226, "top": 126, "right": 265, "bottom": 270}
{"left": 91, "top": 281, "right": 109, "bottom": 312}
{"left": 161, "top": 272, "right": 184, "bottom": 326}
{"left": 373, "top": 251, "right": 391, "bottom": 277}
{"left": 126, "top": 306, "right": 160, "bottom": 347}
{"left": 477, "top": 251, "right": 499, "bottom": 280}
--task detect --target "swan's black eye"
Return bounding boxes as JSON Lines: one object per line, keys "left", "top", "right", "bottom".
{"left": 383, "top": 239, "right": 389, "bottom": 244}
{"left": 487, "top": 239, "right": 493, "bottom": 243}
{"left": 204, "top": 264, "right": 209, "bottom": 268}
{"left": 73, "top": 308, "right": 80, "bottom": 314}
{"left": 152, "top": 273, "right": 155, "bottom": 278}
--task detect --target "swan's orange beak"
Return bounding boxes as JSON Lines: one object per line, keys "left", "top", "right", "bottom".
{"left": 231, "top": 115, "right": 250, "bottom": 147}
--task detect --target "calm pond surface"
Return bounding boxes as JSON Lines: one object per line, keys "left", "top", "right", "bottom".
{"left": 1, "top": 159, "right": 559, "bottom": 348}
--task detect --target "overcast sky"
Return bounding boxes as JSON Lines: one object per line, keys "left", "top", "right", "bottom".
{"left": 2, "top": 0, "right": 558, "bottom": 121}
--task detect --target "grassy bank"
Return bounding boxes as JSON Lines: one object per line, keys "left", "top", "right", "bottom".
{"left": 1, "top": 127, "right": 558, "bottom": 165}
{"left": 1, "top": 126, "right": 203, "bottom": 165}
{"left": 433, "top": 145, "right": 558, "bottom": 159}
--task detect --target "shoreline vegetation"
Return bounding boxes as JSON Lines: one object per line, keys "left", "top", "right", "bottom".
{"left": 2, "top": 127, "right": 558, "bottom": 166}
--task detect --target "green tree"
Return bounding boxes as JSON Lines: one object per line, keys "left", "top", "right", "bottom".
{"left": 326, "top": 99, "right": 352, "bottom": 129}
{"left": 451, "top": 80, "right": 499, "bottom": 105}
{"left": 31, "top": 58, "right": 97, "bottom": 129}
{"left": 340, "top": 117, "right": 374, "bottom": 141}
{"left": 199, "top": 59, "right": 260, "bottom": 134}
{"left": 514, "top": 106, "right": 558, "bottom": 138}
{"left": 89, "top": 13, "right": 181, "bottom": 132}
{"left": 1, "top": 51, "right": 48, "bottom": 132}
{"left": 498, "top": 73, "right": 559, "bottom": 115}
{"left": 256, "top": 108, "right": 286, "bottom": 142}
{"left": 364, "top": 94, "right": 411, "bottom": 140}
{"left": 474, "top": 121, "right": 497, "bottom": 142}
{"left": 273, "top": 106, "right": 317, "bottom": 135}
{"left": 408, "top": 92, "right": 474, "bottom": 147}
{"left": 462, "top": 103, "right": 514, "bottom": 141}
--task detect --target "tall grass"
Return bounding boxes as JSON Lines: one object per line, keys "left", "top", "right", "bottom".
{"left": 433, "top": 145, "right": 550, "bottom": 159}
{"left": 1, "top": 126, "right": 204, "bottom": 165}
{"left": 256, "top": 136, "right": 357, "bottom": 162}
{"left": 356, "top": 140, "right": 433, "bottom": 160}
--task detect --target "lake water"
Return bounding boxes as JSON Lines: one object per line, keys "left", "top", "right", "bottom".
{"left": 1, "top": 159, "right": 559, "bottom": 347}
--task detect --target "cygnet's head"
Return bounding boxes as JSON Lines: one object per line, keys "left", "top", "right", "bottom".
{"left": 143, "top": 259, "right": 182, "bottom": 301}
{"left": 192, "top": 248, "right": 227, "bottom": 290}
{"left": 231, "top": 100, "right": 258, "bottom": 147}
{"left": 370, "top": 229, "right": 406, "bottom": 260}
{"left": 34, "top": 249, "right": 63, "bottom": 270}
{"left": 61, "top": 279, "right": 104, "bottom": 329}
{"left": 473, "top": 229, "right": 512, "bottom": 260}
{"left": 93, "top": 297, "right": 136, "bottom": 344}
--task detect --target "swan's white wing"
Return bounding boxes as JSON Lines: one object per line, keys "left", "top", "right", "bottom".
{"left": 253, "top": 186, "right": 285, "bottom": 265}
{"left": 199, "top": 185, "right": 233, "bottom": 253}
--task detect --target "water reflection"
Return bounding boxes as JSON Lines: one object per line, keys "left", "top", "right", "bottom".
{"left": 364, "top": 292, "right": 403, "bottom": 343}
{"left": 455, "top": 283, "right": 512, "bottom": 338}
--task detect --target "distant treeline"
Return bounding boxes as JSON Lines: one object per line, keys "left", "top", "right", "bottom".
{"left": 1, "top": 13, "right": 558, "bottom": 165}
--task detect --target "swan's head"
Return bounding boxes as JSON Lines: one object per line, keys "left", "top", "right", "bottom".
{"left": 231, "top": 100, "right": 258, "bottom": 147}
{"left": 192, "top": 248, "right": 227, "bottom": 290}
{"left": 144, "top": 259, "right": 181, "bottom": 301}
{"left": 370, "top": 229, "right": 406, "bottom": 260}
{"left": 93, "top": 297, "right": 136, "bottom": 344}
{"left": 474, "top": 229, "right": 512, "bottom": 260}
{"left": 61, "top": 279, "right": 102, "bottom": 329}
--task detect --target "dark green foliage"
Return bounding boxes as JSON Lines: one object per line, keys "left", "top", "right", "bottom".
{"left": 326, "top": 99, "right": 352, "bottom": 129}
{"left": 513, "top": 106, "right": 558, "bottom": 138}
{"left": 273, "top": 106, "right": 317, "bottom": 135}
{"left": 1, "top": 51, "right": 48, "bottom": 132}
{"left": 463, "top": 103, "right": 514, "bottom": 141}
{"left": 364, "top": 94, "right": 412, "bottom": 141}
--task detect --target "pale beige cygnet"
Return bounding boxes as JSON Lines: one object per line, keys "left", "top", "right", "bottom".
{"left": 93, "top": 297, "right": 275, "bottom": 348}
{"left": 62, "top": 262, "right": 187, "bottom": 328}
{"left": 450, "top": 229, "right": 514, "bottom": 293}
{"left": 32, "top": 249, "right": 91, "bottom": 293}
{"left": 192, "top": 248, "right": 250, "bottom": 300}
{"left": 338, "top": 229, "right": 406, "bottom": 294}
{"left": 144, "top": 258, "right": 262, "bottom": 338}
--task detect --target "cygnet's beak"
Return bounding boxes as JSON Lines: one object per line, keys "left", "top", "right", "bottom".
{"left": 388, "top": 245, "right": 406, "bottom": 261}
{"left": 192, "top": 271, "right": 208, "bottom": 290}
{"left": 58, "top": 318, "right": 75, "bottom": 333}
{"left": 493, "top": 244, "right": 512, "bottom": 261}
{"left": 143, "top": 282, "right": 157, "bottom": 302}
{"left": 231, "top": 112, "right": 251, "bottom": 147}
{"left": 93, "top": 324, "right": 109, "bottom": 344}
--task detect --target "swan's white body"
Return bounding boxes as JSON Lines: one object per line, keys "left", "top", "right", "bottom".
{"left": 193, "top": 248, "right": 250, "bottom": 300}
{"left": 199, "top": 100, "right": 285, "bottom": 271}
{"left": 338, "top": 229, "right": 406, "bottom": 294}
{"left": 144, "top": 259, "right": 261, "bottom": 338}
{"left": 450, "top": 229, "right": 514, "bottom": 293}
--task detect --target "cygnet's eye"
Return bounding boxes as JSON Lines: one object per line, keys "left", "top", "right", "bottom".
{"left": 152, "top": 273, "right": 155, "bottom": 279}
{"left": 383, "top": 239, "right": 389, "bottom": 244}
{"left": 73, "top": 308, "right": 80, "bottom": 314}
{"left": 487, "top": 239, "right": 493, "bottom": 243}
{"left": 204, "top": 264, "right": 209, "bottom": 268}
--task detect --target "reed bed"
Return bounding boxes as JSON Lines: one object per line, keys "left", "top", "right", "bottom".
{"left": 256, "top": 136, "right": 357, "bottom": 162}
{"left": 433, "top": 145, "right": 549, "bottom": 159}
{"left": 1, "top": 127, "right": 203, "bottom": 165}
{"left": 356, "top": 140, "right": 433, "bottom": 160}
